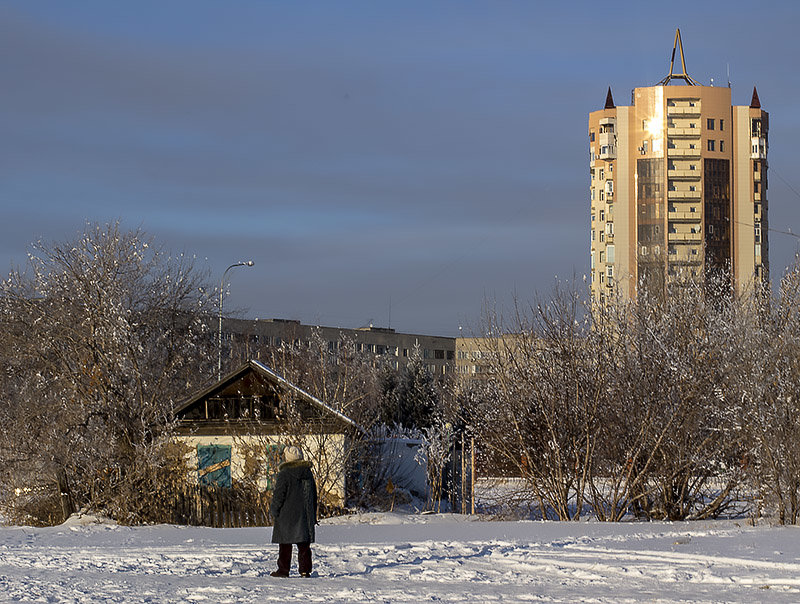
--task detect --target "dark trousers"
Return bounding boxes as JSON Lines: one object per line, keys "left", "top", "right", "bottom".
{"left": 277, "top": 542, "right": 312, "bottom": 574}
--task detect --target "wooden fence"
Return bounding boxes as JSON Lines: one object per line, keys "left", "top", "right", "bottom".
{"left": 157, "top": 485, "right": 272, "bottom": 528}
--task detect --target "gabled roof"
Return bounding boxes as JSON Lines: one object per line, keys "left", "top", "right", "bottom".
{"left": 174, "top": 359, "right": 363, "bottom": 432}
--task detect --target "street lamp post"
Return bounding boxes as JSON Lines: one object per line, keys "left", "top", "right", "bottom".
{"left": 218, "top": 260, "right": 254, "bottom": 380}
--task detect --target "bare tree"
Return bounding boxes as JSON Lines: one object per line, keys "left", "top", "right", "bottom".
{"left": 0, "top": 222, "right": 214, "bottom": 524}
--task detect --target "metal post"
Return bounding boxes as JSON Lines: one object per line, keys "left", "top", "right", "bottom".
{"left": 471, "top": 437, "right": 476, "bottom": 515}
{"left": 218, "top": 261, "right": 255, "bottom": 381}
{"left": 461, "top": 432, "right": 467, "bottom": 514}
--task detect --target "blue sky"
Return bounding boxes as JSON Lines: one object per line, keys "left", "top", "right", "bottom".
{"left": 2, "top": 1, "right": 799, "bottom": 336}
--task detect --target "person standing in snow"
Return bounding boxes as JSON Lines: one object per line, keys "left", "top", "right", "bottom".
{"left": 269, "top": 446, "right": 318, "bottom": 578}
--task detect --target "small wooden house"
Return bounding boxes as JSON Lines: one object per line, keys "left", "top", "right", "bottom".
{"left": 173, "top": 360, "right": 361, "bottom": 507}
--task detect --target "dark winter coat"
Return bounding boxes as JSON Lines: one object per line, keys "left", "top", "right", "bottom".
{"left": 270, "top": 460, "right": 317, "bottom": 544}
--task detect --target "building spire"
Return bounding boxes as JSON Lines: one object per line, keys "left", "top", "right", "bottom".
{"left": 657, "top": 28, "right": 700, "bottom": 86}
{"left": 604, "top": 87, "right": 615, "bottom": 109}
{"left": 750, "top": 86, "right": 761, "bottom": 108}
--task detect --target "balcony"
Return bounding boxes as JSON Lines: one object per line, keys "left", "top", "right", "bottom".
{"left": 668, "top": 210, "right": 700, "bottom": 221}
{"left": 667, "top": 168, "right": 701, "bottom": 179}
{"left": 667, "top": 147, "right": 701, "bottom": 157}
{"left": 668, "top": 188, "right": 701, "bottom": 200}
{"left": 598, "top": 132, "right": 615, "bottom": 147}
{"left": 668, "top": 231, "right": 702, "bottom": 242}
{"left": 598, "top": 145, "right": 616, "bottom": 160}
{"left": 751, "top": 137, "right": 767, "bottom": 159}
{"left": 666, "top": 105, "right": 701, "bottom": 116}
{"left": 667, "top": 126, "right": 701, "bottom": 137}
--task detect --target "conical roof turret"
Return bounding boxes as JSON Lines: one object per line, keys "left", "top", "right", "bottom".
{"left": 750, "top": 86, "right": 761, "bottom": 109}
{"left": 604, "top": 87, "right": 615, "bottom": 109}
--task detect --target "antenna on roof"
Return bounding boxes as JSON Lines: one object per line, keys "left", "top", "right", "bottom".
{"left": 727, "top": 63, "right": 731, "bottom": 88}
{"left": 657, "top": 28, "right": 700, "bottom": 86}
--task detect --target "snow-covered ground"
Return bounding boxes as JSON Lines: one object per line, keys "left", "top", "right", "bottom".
{"left": 1, "top": 512, "right": 800, "bottom": 603}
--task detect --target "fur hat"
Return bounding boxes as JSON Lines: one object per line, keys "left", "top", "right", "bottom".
{"left": 284, "top": 446, "right": 303, "bottom": 462}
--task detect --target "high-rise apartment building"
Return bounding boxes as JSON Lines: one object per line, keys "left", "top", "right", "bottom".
{"left": 588, "top": 30, "right": 768, "bottom": 303}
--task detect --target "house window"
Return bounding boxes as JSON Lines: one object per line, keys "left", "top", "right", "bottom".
{"left": 197, "top": 445, "right": 232, "bottom": 488}
{"left": 707, "top": 118, "right": 715, "bottom": 130}
{"left": 707, "top": 140, "right": 715, "bottom": 152}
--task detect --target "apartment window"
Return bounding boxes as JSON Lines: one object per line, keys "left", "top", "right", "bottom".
{"left": 589, "top": 131, "right": 595, "bottom": 142}
{"left": 689, "top": 164, "right": 696, "bottom": 170}
{"left": 642, "top": 246, "right": 648, "bottom": 256}
{"left": 600, "top": 232, "right": 605, "bottom": 242}
{"left": 599, "top": 210, "right": 605, "bottom": 221}
{"left": 599, "top": 169, "right": 604, "bottom": 180}
{"left": 720, "top": 119, "right": 724, "bottom": 131}
{"left": 707, "top": 140, "right": 715, "bottom": 151}
{"left": 606, "top": 222, "right": 614, "bottom": 235}
{"left": 607, "top": 244, "right": 615, "bottom": 263}
{"left": 719, "top": 140, "right": 725, "bottom": 153}
{"left": 600, "top": 273, "right": 605, "bottom": 283}
{"left": 591, "top": 230, "right": 595, "bottom": 241}
{"left": 689, "top": 123, "right": 696, "bottom": 128}
{"left": 606, "top": 266, "right": 614, "bottom": 278}
{"left": 599, "top": 251, "right": 605, "bottom": 263}
{"left": 600, "top": 191, "right": 605, "bottom": 201}
{"left": 642, "top": 140, "right": 649, "bottom": 153}
{"left": 689, "top": 143, "right": 696, "bottom": 149}
{"left": 707, "top": 118, "right": 715, "bottom": 130}
{"left": 689, "top": 185, "right": 696, "bottom": 191}
{"left": 754, "top": 182, "right": 760, "bottom": 193}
